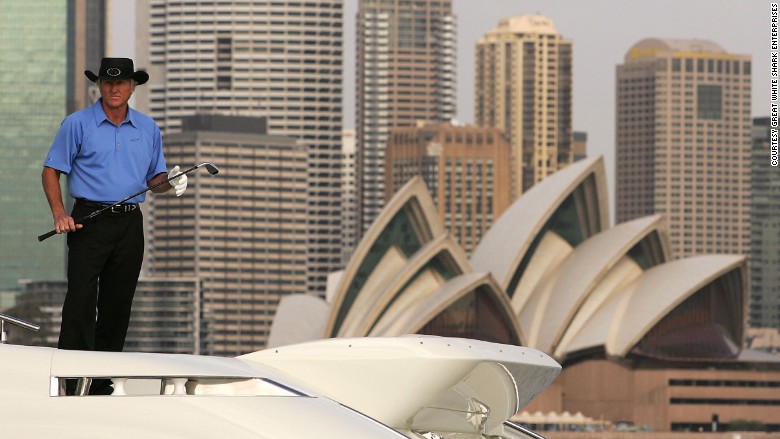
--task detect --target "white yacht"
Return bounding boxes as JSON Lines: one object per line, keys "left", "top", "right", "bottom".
{"left": 0, "top": 333, "right": 560, "bottom": 438}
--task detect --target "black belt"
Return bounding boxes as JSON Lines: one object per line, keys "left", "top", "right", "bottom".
{"left": 75, "top": 199, "right": 139, "bottom": 214}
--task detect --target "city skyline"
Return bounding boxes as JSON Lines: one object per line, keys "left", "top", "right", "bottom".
{"left": 132, "top": 0, "right": 345, "bottom": 297}
{"left": 112, "top": 0, "right": 769, "bottom": 218}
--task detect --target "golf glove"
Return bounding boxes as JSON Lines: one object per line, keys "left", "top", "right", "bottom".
{"left": 168, "top": 165, "right": 188, "bottom": 197}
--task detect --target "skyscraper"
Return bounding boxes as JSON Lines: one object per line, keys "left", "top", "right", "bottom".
{"left": 341, "top": 130, "right": 358, "bottom": 264}
{"left": 0, "top": 0, "right": 106, "bottom": 294}
{"left": 750, "top": 117, "right": 780, "bottom": 331}
{"left": 355, "top": 0, "right": 456, "bottom": 238}
{"left": 69, "top": 0, "right": 107, "bottom": 113}
{"left": 385, "top": 123, "right": 512, "bottom": 254}
{"left": 475, "top": 15, "right": 573, "bottom": 198}
{"left": 135, "top": 0, "right": 343, "bottom": 295}
{"left": 152, "top": 115, "right": 309, "bottom": 356}
{"left": 616, "top": 39, "right": 752, "bottom": 258}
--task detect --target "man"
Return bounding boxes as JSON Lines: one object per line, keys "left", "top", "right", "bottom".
{"left": 41, "top": 58, "right": 186, "bottom": 394}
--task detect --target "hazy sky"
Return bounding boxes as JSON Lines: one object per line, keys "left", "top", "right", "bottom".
{"left": 111, "top": 1, "right": 769, "bottom": 214}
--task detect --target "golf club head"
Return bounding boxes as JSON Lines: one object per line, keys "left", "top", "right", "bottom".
{"left": 200, "top": 162, "right": 219, "bottom": 175}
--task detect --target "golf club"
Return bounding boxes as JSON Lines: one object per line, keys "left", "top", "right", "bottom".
{"left": 38, "top": 162, "right": 219, "bottom": 242}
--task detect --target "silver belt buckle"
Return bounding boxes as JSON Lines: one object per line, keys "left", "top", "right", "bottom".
{"left": 110, "top": 204, "right": 137, "bottom": 213}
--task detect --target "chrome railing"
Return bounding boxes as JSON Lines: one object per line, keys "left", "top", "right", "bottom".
{"left": 0, "top": 312, "right": 40, "bottom": 344}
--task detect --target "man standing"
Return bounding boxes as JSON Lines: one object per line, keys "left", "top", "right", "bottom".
{"left": 41, "top": 58, "right": 187, "bottom": 394}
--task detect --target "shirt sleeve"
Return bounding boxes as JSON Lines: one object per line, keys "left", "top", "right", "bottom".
{"left": 43, "top": 116, "right": 83, "bottom": 174}
{"left": 146, "top": 123, "right": 168, "bottom": 182}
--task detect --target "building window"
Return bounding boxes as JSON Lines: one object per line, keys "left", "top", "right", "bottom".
{"left": 697, "top": 84, "right": 722, "bottom": 120}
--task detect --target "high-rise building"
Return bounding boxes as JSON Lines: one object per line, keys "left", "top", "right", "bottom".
{"left": 475, "top": 15, "right": 573, "bottom": 199}
{"left": 616, "top": 39, "right": 752, "bottom": 258}
{"left": 151, "top": 115, "right": 309, "bottom": 356}
{"left": 69, "top": 0, "right": 107, "bottom": 113}
{"left": 341, "top": 130, "right": 357, "bottom": 264}
{"left": 572, "top": 131, "right": 588, "bottom": 162}
{"left": 135, "top": 0, "right": 343, "bottom": 295}
{"left": 385, "top": 123, "right": 512, "bottom": 254}
{"left": 750, "top": 117, "right": 780, "bottom": 331}
{"left": 0, "top": 0, "right": 106, "bottom": 294}
{"left": 355, "top": 0, "right": 456, "bottom": 237}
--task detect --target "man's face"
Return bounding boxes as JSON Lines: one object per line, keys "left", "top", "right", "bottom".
{"left": 99, "top": 79, "right": 134, "bottom": 110}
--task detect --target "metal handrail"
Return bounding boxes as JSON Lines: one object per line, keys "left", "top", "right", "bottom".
{"left": 0, "top": 312, "right": 40, "bottom": 344}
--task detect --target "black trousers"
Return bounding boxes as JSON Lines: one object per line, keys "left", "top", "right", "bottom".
{"left": 58, "top": 204, "right": 144, "bottom": 354}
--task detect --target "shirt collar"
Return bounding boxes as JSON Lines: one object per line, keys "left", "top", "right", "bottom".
{"left": 93, "top": 98, "right": 137, "bottom": 128}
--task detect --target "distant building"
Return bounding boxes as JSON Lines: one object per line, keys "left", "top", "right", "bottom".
{"left": 572, "top": 131, "right": 587, "bottom": 162}
{"left": 355, "top": 0, "right": 456, "bottom": 239}
{"left": 0, "top": 1, "right": 106, "bottom": 292}
{"left": 69, "top": 0, "right": 107, "bottom": 113}
{"left": 14, "top": 277, "right": 200, "bottom": 354}
{"left": 750, "top": 117, "right": 780, "bottom": 332}
{"left": 616, "top": 39, "right": 752, "bottom": 258}
{"left": 746, "top": 327, "right": 780, "bottom": 354}
{"left": 385, "top": 123, "right": 512, "bottom": 254}
{"left": 475, "top": 15, "right": 573, "bottom": 198}
{"left": 341, "top": 130, "right": 358, "bottom": 264}
{"left": 135, "top": 0, "right": 344, "bottom": 296}
{"left": 152, "top": 115, "right": 309, "bottom": 356}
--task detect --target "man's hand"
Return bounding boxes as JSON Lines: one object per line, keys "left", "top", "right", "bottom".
{"left": 53, "top": 213, "right": 82, "bottom": 234}
{"left": 168, "top": 165, "right": 188, "bottom": 197}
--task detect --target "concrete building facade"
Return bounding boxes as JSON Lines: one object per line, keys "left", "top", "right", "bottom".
{"left": 341, "top": 130, "right": 358, "bottom": 264}
{"left": 385, "top": 123, "right": 512, "bottom": 254}
{"left": 750, "top": 117, "right": 780, "bottom": 332}
{"left": 475, "top": 15, "right": 573, "bottom": 198}
{"left": 533, "top": 360, "right": 780, "bottom": 432}
{"left": 152, "top": 115, "right": 309, "bottom": 356}
{"left": 355, "top": 0, "right": 456, "bottom": 238}
{"left": 135, "top": 0, "right": 344, "bottom": 296}
{"left": 572, "top": 131, "right": 587, "bottom": 162}
{"left": 615, "top": 39, "right": 752, "bottom": 258}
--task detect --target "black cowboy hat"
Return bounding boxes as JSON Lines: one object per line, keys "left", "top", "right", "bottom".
{"left": 84, "top": 57, "right": 149, "bottom": 85}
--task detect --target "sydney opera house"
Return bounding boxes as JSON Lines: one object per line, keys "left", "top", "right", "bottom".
{"left": 270, "top": 156, "right": 780, "bottom": 432}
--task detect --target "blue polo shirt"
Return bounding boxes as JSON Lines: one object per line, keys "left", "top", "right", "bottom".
{"left": 44, "top": 99, "right": 168, "bottom": 204}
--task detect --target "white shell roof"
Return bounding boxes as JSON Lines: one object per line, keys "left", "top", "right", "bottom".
{"left": 471, "top": 156, "right": 609, "bottom": 290}
{"left": 529, "top": 215, "right": 670, "bottom": 352}
{"left": 268, "top": 154, "right": 749, "bottom": 367}
{"left": 563, "top": 255, "right": 746, "bottom": 358}
{"left": 344, "top": 234, "right": 471, "bottom": 337}
{"left": 369, "top": 272, "right": 520, "bottom": 342}
{"left": 266, "top": 294, "right": 329, "bottom": 349}
{"left": 325, "top": 177, "right": 444, "bottom": 337}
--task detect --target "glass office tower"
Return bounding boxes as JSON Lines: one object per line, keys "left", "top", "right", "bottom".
{"left": 0, "top": 1, "right": 69, "bottom": 293}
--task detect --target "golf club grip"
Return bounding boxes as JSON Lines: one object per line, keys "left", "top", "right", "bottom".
{"left": 38, "top": 230, "right": 58, "bottom": 242}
